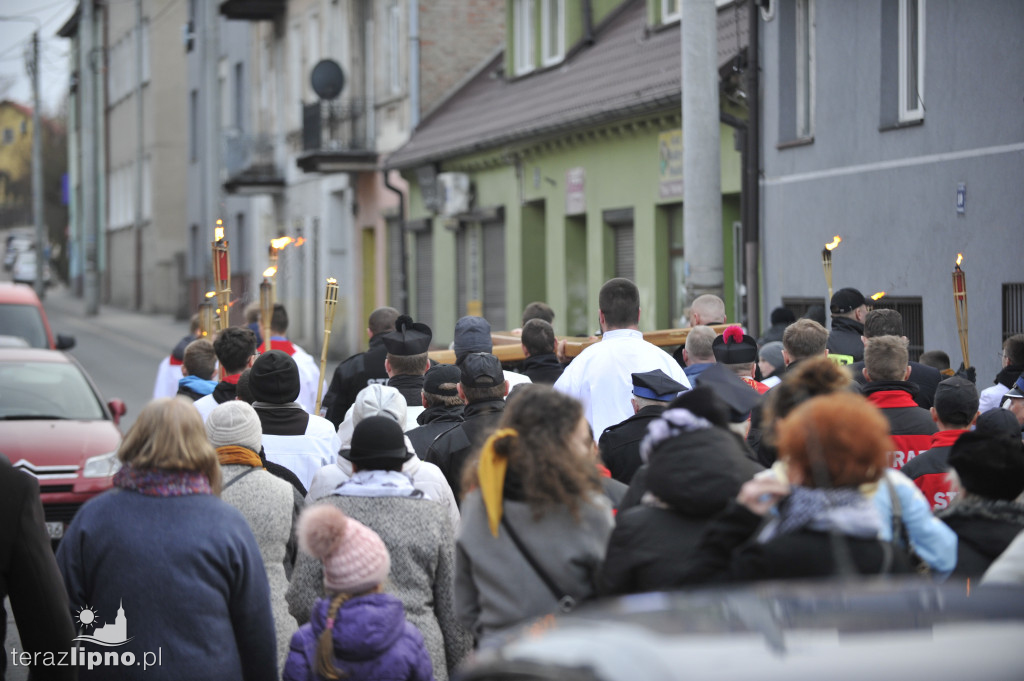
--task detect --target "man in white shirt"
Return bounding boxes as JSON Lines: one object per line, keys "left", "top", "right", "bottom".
{"left": 554, "top": 278, "right": 690, "bottom": 438}
{"left": 265, "top": 303, "right": 321, "bottom": 414}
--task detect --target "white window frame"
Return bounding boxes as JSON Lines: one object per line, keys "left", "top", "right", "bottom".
{"left": 513, "top": 0, "right": 535, "bottom": 76}
{"left": 388, "top": 0, "right": 402, "bottom": 94}
{"left": 795, "top": 0, "right": 815, "bottom": 138}
{"left": 540, "top": 0, "right": 565, "bottom": 67}
{"left": 662, "top": 0, "right": 681, "bottom": 24}
{"left": 898, "top": 0, "right": 925, "bottom": 122}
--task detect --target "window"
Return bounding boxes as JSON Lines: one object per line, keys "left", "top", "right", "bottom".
{"left": 604, "top": 208, "right": 635, "bottom": 282}
{"left": 898, "top": 0, "right": 925, "bottom": 121}
{"left": 141, "top": 19, "right": 150, "bottom": 84}
{"left": 513, "top": 0, "right": 535, "bottom": 76}
{"left": 662, "top": 0, "right": 681, "bottom": 23}
{"left": 872, "top": 297, "right": 924, "bottom": 361}
{"left": 414, "top": 230, "right": 433, "bottom": 330}
{"left": 795, "top": 0, "right": 815, "bottom": 138}
{"left": 1004, "top": 283, "right": 1024, "bottom": 341}
{"left": 2, "top": 128, "right": 12, "bottom": 145}
{"left": 234, "top": 62, "right": 244, "bottom": 131}
{"left": 387, "top": 0, "right": 401, "bottom": 95}
{"left": 19, "top": 120, "right": 26, "bottom": 135}
{"left": 782, "top": 297, "right": 826, "bottom": 323}
{"left": 540, "top": 0, "right": 564, "bottom": 66}
{"left": 142, "top": 156, "right": 152, "bottom": 220}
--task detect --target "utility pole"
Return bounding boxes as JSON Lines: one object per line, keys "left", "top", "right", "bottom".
{"left": 30, "top": 30, "right": 45, "bottom": 298}
{"left": 134, "top": 0, "right": 144, "bottom": 310}
{"left": 682, "top": 0, "right": 724, "bottom": 304}
{"left": 82, "top": 0, "right": 99, "bottom": 315}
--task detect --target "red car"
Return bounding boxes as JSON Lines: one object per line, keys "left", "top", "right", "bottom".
{"left": 0, "top": 282, "right": 75, "bottom": 350}
{"left": 0, "top": 348, "right": 125, "bottom": 540}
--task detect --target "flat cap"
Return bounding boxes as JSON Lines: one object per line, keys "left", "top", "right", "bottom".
{"left": 632, "top": 369, "right": 686, "bottom": 402}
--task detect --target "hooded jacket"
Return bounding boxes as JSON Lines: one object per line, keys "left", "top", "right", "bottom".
{"left": 938, "top": 498, "right": 1024, "bottom": 577}
{"left": 283, "top": 593, "right": 432, "bottom": 681}
{"left": 862, "top": 381, "right": 938, "bottom": 470}
{"left": 599, "top": 426, "right": 764, "bottom": 595}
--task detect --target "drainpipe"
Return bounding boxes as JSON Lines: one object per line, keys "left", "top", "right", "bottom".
{"left": 582, "top": 0, "right": 594, "bottom": 45}
{"left": 383, "top": 171, "right": 408, "bottom": 314}
{"left": 408, "top": 0, "right": 420, "bottom": 127}
{"left": 744, "top": 0, "right": 761, "bottom": 336}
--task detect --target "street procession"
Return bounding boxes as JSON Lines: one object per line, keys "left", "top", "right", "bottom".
{"left": 1, "top": 0, "right": 1024, "bottom": 680}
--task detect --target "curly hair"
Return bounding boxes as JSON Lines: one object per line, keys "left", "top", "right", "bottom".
{"left": 775, "top": 392, "right": 892, "bottom": 488}
{"left": 463, "top": 384, "right": 600, "bottom": 520}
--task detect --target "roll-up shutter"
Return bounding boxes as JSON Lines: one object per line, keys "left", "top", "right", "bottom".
{"left": 415, "top": 230, "right": 433, "bottom": 330}
{"left": 482, "top": 219, "right": 506, "bottom": 329}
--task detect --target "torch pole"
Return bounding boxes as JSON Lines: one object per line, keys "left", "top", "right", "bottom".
{"left": 315, "top": 278, "right": 339, "bottom": 415}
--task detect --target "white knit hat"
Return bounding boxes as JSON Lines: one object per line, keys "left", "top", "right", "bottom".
{"left": 298, "top": 505, "right": 390, "bottom": 594}
{"left": 205, "top": 401, "right": 263, "bottom": 452}
{"left": 336, "top": 384, "right": 408, "bottom": 450}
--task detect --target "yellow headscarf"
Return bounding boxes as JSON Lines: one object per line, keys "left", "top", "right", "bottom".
{"left": 478, "top": 428, "right": 518, "bottom": 536}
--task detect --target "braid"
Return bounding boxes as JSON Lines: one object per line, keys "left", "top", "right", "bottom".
{"left": 315, "top": 592, "right": 352, "bottom": 680}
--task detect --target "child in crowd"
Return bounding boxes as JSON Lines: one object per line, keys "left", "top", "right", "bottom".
{"left": 283, "top": 505, "right": 434, "bottom": 681}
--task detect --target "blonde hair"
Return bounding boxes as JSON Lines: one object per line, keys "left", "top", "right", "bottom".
{"left": 118, "top": 397, "right": 222, "bottom": 493}
{"left": 316, "top": 592, "right": 352, "bottom": 679}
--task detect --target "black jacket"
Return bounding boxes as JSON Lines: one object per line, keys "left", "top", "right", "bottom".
{"left": 405, "top": 405, "right": 465, "bottom": 458}
{"left": 676, "top": 501, "right": 912, "bottom": 586}
{"left": 600, "top": 427, "right": 763, "bottom": 595}
{"left": 826, "top": 316, "right": 866, "bottom": 364}
{"left": 387, "top": 373, "right": 425, "bottom": 408}
{"left": 598, "top": 405, "right": 666, "bottom": 484}
{"left": 938, "top": 499, "right": 1024, "bottom": 577}
{"left": 322, "top": 336, "right": 390, "bottom": 427}
{"left": 424, "top": 399, "right": 506, "bottom": 502}
{"left": 851, "top": 360, "right": 942, "bottom": 409}
{"left": 519, "top": 353, "right": 564, "bottom": 385}
{"left": 0, "top": 455, "right": 76, "bottom": 678}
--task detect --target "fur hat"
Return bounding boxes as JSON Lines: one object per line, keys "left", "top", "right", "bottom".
{"left": 948, "top": 431, "right": 1024, "bottom": 501}
{"left": 298, "top": 505, "right": 390, "bottom": 594}
{"left": 249, "top": 350, "right": 300, "bottom": 404}
{"left": 205, "top": 400, "right": 262, "bottom": 452}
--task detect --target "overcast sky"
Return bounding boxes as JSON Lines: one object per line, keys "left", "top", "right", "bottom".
{"left": 0, "top": 0, "right": 76, "bottom": 116}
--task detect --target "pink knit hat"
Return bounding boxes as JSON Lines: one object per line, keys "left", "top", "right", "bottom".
{"left": 297, "top": 505, "right": 390, "bottom": 594}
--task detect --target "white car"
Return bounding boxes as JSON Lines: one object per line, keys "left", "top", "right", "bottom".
{"left": 3, "top": 235, "right": 32, "bottom": 270}
{"left": 11, "top": 250, "right": 51, "bottom": 287}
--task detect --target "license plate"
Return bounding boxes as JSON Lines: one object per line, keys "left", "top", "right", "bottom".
{"left": 46, "top": 522, "right": 64, "bottom": 539}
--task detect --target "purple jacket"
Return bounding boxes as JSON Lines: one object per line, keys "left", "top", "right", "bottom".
{"left": 283, "top": 592, "right": 434, "bottom": 681}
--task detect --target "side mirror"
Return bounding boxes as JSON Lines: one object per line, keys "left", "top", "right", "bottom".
{"left": 108, "top": 399, "right": 127, "bottom": 426}
{"left": 56, "top": 334, "right": 76, "bottom": 350}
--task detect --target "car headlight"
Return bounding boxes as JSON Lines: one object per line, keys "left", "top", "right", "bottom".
{"left": 82, "top": 451, "right": 121, "bottom": 478}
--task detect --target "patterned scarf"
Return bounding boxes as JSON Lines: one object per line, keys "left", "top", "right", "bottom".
{"left": 757, "top": 485, "right": 880, "bottom": 544}
{"left": 113, "top": 465, "right": 212, "bottom": 497}
{"left": 639, "top": 408, "right": 712, "bottom": 464}
{"left": 333, "top": 469, "right": 421, "bottom": 498}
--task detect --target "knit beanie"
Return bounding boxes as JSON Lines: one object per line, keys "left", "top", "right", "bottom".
{"left": 249, "top": 349, "right": 300, "bottom": 404}
{"left": 298, "top": 505, "right": 390, "bottom": 594}
{"left": 205, "top": 400, "right": 263, "bottom": 452}
{"left": 948, "top": 431, "right": 1024, "bottom": 501}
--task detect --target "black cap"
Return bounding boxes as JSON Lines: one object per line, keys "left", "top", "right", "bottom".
{"left": 349, "top": 415, "right": 410, "bottom": 467}
{"left": 830, "top": 288, "right": 867, "bottom": 314}
{"left": 975, "top": 408, "right": 1022, "bottom": 440}
{"left": 381, "top": 315, "right": 432, "bottom": 356}
{"left": 453, "top": 316, "right": 493, "bottom": 364}
{"left": 423, "top": 363, "right": 461, "bottom": 396}
{"left": 249, "top": 350, "right": 300, "bottom": 404}
{"left": 632, "top": 369, "right": 686, "bottom": 402}
{"left": 712, "top": 325, "right": 758, "bottom": 364}
{"left": 934, "top": 376, "right": 980, "bottom": 424}
{"left": 694, "top": 363, "right": 762, "bottom": 422}
{"left": 460, "top": 352, "right": 504, "bottom": 388}
{"left": 948, "top": 431, "right": 1024, "bottom": 500}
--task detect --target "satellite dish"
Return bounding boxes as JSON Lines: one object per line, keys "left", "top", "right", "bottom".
{"left": 311, "top": 59, "right": 345, "bottom": 101}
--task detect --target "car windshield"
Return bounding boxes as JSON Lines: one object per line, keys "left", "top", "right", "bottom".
{"left": 0, "top": 303, "right": 49, "bottom": 348}
{"left": 0, "top": 361, "right": 105, "bottom": 420}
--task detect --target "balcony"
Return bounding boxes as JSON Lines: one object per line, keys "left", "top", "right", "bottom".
{"left": 296, "top": 100, "right": 378, "bottom": 174}
{"left": 219, "top": 0, "right": 285, "bottom": 21}
{"left": 222, "top": 132, "right": 284, "bottom": 195}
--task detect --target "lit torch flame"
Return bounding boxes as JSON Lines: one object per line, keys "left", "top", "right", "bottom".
{"left": 825, "top": 235, "right": 842, "bottom": 251}
{"left": 205, "top": 290, "right": 216, "bottom": 299}
{"left": 956, "top": 253, "right": 963, "bottom": 267}
{"left": 294, "top": 237, "right": 306, "bottom": 247}
{"left": 327, "top": 277, "right": 337, "bottom": 285}
{"left": 871, "top": 292, "right": 886, "bottom": 301}
{"left": 214, "top": 219, "right": 224, "bottom": 242}
{"left": 270, "top": 237, "right": 293, "bottom": 250}
{"left": 263, "top": 266, "right": 277, "bottom": 278}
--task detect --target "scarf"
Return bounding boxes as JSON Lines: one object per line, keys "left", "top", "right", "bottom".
{"left": 179, "top": 374, "right": 217, "bottom": 396}
{"left": 639, "top": 408, "right": 712, "bottom": 464}
{"left": 333, "top": 470, "right": 421, "bottom": 498}
{"left": 937, "top": 496, "right": 1024, "bottom": 525}
{"left": 216, "top": 445, "right": 264, "bottom": 467}
{"left": 113, "top": 465, "right": 211, "bottom": 497}
{"left": 757, "top": 485, "right": 880, "bottom": 544}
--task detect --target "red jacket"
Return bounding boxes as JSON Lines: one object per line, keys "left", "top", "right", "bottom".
{"left": 900, "top": 429, "right": 969, "bottom": 511}
{"left": 863, "top": 384, "right": 938, "bottom": 470}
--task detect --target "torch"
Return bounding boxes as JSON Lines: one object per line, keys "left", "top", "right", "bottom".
{"left": 268, "top": 237, "right": 291, "bottom": 303}
{"left": 199, "top": 292, "right": 216, "bottom": 339}
{"left": 315, "top": 278, "right": 339, "bottom": 415}
{"left": 952, "top": 253, "right": 970, "bottom": 368}
{"left": 260, "top": 268, "right": 276, "bottom": 354}
{"left": 821, "top": 235, "right": 842, "bottom": 302}
{"left": 212, "top": 220, "right": 231, "bottom": 331}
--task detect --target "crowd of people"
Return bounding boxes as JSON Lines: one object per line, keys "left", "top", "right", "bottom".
{"left": 6, "top": 278, "right": 1024, "bottom": 680}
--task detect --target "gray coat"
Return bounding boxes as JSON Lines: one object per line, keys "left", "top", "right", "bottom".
{"left": 455, "top": 491, "right": 614, "bottom": 642}
{"left": 220, "top": 464, "right": 301, "bottom": 669}
{"left": 286, "top": 495, "right": 471, "bottom": 681}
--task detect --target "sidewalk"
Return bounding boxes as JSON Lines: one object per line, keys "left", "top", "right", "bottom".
{"left": 42, "top": 284, "right": 191, "bottom": 353}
